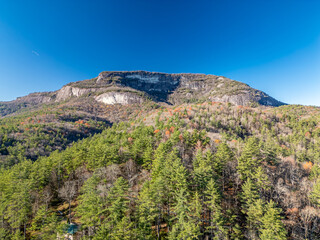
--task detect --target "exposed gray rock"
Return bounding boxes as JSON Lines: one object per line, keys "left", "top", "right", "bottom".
{"left": 1, "top": 70, "right": 285, "bottom": 117}
{"left": 15, "top": 92, "right": 53, "bottom": 104}
{"left": 87, "top": 71, "right": 284, "bottom": 106}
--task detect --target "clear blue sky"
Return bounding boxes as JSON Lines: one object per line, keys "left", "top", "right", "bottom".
{"left": 0, "top": 0, "right": 319, "bottom": 105}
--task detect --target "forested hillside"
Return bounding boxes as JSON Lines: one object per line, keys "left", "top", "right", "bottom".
{"left": 0, "top": 97, "right": 157, "bottom": 166}
{"left": 1, "top": 101, "right": 320, "bottom": 239}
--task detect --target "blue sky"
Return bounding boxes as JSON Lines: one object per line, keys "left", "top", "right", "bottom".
{"left": 0, "top": 0, "right": 319, "bottom": 105}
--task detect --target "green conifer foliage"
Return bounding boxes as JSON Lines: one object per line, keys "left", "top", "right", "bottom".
{"left": 76, "top": 174, "right": 104, "bottom": 235}
{"left": 237, "top": 137, "right": 261, "bottom": 181}
{"left": 214, "top": 142, "right": 234, "bottom": 176}
{"left": 259, "top": 201, "right": 287, "bottom": 240}
{"left": 205, "top": 179, "right": 226, "bottom": 240}
{"left": 193, "top": 150, "right": 213, "bottom": 193}
{"left": 311, "top": 179, "right": 320, "bottom": 206}
{"left": 169, "top": 188, "right": 200, "bottom": 240}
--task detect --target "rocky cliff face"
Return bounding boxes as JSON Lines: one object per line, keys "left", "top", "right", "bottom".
{"left": 1, "top": 71, "right": 285, "bottom": 117}
{"left": 85, "top": 71, "right": 284, "bottom": 106}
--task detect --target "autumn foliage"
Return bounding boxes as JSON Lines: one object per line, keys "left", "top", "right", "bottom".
{"left": 303, "top": 161, "right": 313, "bottom": 171}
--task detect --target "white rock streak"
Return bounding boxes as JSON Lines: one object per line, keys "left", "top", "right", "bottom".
{"left": 95, "top": 92, "right": 143, "bottom": 105}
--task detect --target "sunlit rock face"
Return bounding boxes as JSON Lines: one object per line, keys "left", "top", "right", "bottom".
{"left": 94, "top": 92, "right": 144, "bottom": 105}
{"left": 55, "top": 86, "right": 91, "bottom": 101}
{"left": 93, "top": 71, "right": 284, "bottom": 106}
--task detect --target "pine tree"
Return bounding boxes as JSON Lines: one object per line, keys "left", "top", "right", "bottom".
{"left": 241, "top": 178, "right": 261, "bottom": 239}
{"left": 169, "top": 188, "right": 200, "bottom": 240}
{"left": 164, "top": 150, "right": 190, "bottom": 236}
{"left": 241, "top": 178, "right": 259, "bottom": 211}
{"left": 237, "top": 137, "right": 261, "bottom": 181}
{"left": 259, "top": 200, "right": 287, "bottom": 240}
{"left": 6, "top": 180, "right": 32, "bottom": 238}
{"left": 205, "top": 179, "right": 226, "bottom": 240}
{"left": 167, "top": 150, "right": 188, "bottom": 193}
{"left": 0, "top": 228, "right": 9, "bottom": 240}
{"left": 152, "top": 142, "right": 171, "bottom": 179}
{"left": 193, "top": 150, "right": 213, "bottom": 193}
{"left": 310, "top": 179, "right": 320, "bottom": 206}
{"left": 142, "top": 142, "right": 153, "bottom": 169}
{"left": 262, "top": 143, "right": 278, "bottom": 165}
{"left": 108, "top": 216, "right": 135, "bottom": 240}
{"left": 95, "top": 177, "right": 135, "bottom": 239}
{"left": 253, "top": 166, "right": 270, "bottom": 196}
{"left": 76, "top": 174, "right": 104, "bottom": 236}
{"left": 106, "top": 177, "right": 129, "bottom": 226}
{"left": 246, "top": 198, "right": 264, "bottom": 239}
{"left": 189, "top": 192, "right": 202, "bottom": 238}
{"left": 11, "top": 230, "right": 24, "bottom": 240}
{"left": 137, "top": 180, "right": 164, "bottom": 240}
{"left": 214, "top": 142, "right": 234, "bottom": 176}
{"left": 29, "top": 206, "right": 62, "bottom": 240}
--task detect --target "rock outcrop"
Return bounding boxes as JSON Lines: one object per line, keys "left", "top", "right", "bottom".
{"left": 68, "top": 71, "right": 284, "bottom": 106}
{"left": 1, "top": 71, "right": 285, "bottom": 117}
{"left": 94, "top": 91, "right": 145, "bottom": 105}
{"left": 55, "top": 86, "right": 91, "bottom": 101}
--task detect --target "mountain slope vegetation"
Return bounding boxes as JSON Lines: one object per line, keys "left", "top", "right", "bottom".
{"left": 1, "top": 100, "right": 320, "bottom": 239}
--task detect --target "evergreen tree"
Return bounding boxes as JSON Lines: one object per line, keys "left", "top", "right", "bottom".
{"left": 237, "top": 137, "right": 261, "bottom": 181}
{"left": 6, "top": 180, "right": 32, "bottom": 238}
{"left": 94, "top": 177, "right": 135, "bottom": 239}
{"left": 310, "top": 179, "right": 320, "bottom": 206}
{"left": 214, "top": 142, "right": 234, "bottom": 176}
{"left": 106, "top": 177, "right": 129, "bottom": 226}
{"left": 142, "top": 142, "right": 153, "bottom": 169}
{"left": 253, "top": 166, "right": 270, "bottom": 196}
{"left": 262, "top": 143, "right": 278, "bottom": 165}
{"left": 169, "top": 188, "right": 200, "bottom": 240}
{"left": 189, "top": 192, "right": 202, "bottom": 233}
{"left": 0, "top": 228, "right": 9, "bottom": 240}
{"left": 205, "top": 179, "right": 226, "bottom": 240}
{"left": 167, "top": 150, "right": 188, "bottom": 193}
{"left": 241, "top": 178, "right": 259, "bottom": 211}
{"left": 193, "top": 150, "right": 213, "bottom": 193}
{"left": 96, "top": 216, "right": 134, "bottom": 240}
{"left": 152, "top": 142, "right": 171, "bottom": 179}
{"left": 29, "top": 206, "right": 62, "bottom": 240}
{"left": 241, "top": 178, "right": 261, "bottom": 239}
{"left": 76, "top": 174, "right": 104, "bottom": 236}
{"left": 137, "top": 179, "right": 165, "bottom": 240}
{"left": 245, "top": 198, "right": 264, "bottom": 239}
{"left": 259, "top": 200, "right": 287, "bottom": 240}
{"left": 11, "top": 230, "right": 24, "bottom": 240}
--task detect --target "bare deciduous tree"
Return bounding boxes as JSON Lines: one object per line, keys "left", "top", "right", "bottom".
{"left": 300, "top": 206, "right": 319, "bottom": 239}
{"left": 59, "top": 180, "right": 77, "bottom": 223}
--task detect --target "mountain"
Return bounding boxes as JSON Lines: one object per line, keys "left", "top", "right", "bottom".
{"left": 0, "top": 71, "right": 284, "bottom": 117}
{"left": 3, "top": 71, "right": 320, "bottom": 240}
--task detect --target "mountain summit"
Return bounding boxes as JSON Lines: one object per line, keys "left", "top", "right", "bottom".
{"left": 1, "top": 71, "right": 284, "bottom": 117}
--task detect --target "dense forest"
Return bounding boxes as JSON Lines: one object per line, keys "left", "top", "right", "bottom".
{"left": 1, "top": 101, "right": 320, "bottom": 239}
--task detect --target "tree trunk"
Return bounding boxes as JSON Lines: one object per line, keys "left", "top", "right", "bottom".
{"left": 157, "top": 205, "right": 161, "bottom": 240}
{"left": 69, "top": 199, "right": 72, "bottom": 223}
